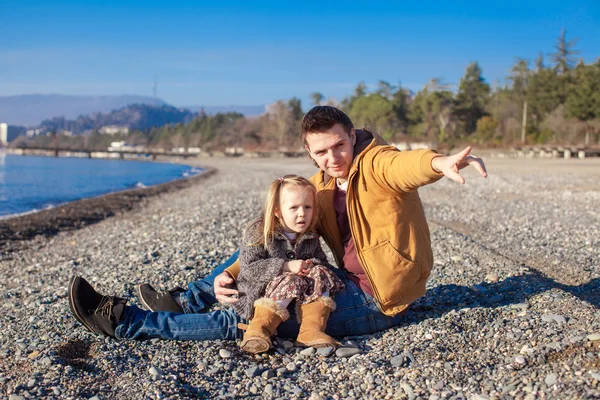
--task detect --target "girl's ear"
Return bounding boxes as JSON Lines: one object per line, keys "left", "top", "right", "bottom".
{"left": 274, "top": 208, "right": 281, "bottom": 219}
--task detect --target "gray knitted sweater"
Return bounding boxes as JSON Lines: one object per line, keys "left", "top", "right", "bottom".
{"left": 232, "top": 219, "right": 333, "bottom": 319}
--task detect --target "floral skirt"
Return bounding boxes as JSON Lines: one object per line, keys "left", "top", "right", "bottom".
{"left": 264, "top": 265, "right": 345, "bottom": 305}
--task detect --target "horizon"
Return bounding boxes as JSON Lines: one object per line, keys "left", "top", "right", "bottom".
{"left": 2, "top": 1, "right": 599, "bottom": 109}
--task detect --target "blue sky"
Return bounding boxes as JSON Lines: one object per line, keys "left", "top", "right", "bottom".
{"left": 1, "top": 0, "right": 599, "bottom": 109}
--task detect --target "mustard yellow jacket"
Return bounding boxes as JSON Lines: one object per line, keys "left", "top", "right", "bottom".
{"left": 226, "top": 130, "right": 442, "bottom": 316}
{"left": 309, "top": 131, "right": 443, "bottom": 315}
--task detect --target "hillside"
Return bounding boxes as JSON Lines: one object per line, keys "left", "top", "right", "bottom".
{"left": 37, "top": 104, "right": 196, "bottom": 135}
{"left": 0, "top": 94, "right": 165, "bottom": 126}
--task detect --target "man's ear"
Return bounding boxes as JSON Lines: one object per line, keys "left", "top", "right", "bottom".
{"left": 304, "top": 144, "right": 311, "bottom": 155}
{"left": 350, "top": 128, "right": 357, "bottom": 146}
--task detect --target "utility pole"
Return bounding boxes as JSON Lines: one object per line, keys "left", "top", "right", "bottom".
{"left": 521, "top": 100, "right": 528, "bottom": 144}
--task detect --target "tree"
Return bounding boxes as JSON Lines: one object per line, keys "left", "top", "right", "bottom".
{"left": 348, "top": 94, "right": 397, "bottom": 140}
{"left": 455, "top": 62, "right": 490, "bottom": 135}
{"left": 566, "top": 62, "right": 600, "bottom": 144}
{"left": 310, "top": 92, "right": 324, "bottom": 106}
{"left": 391, "top": 83, "right": 411, "bottom": 134}
{"left": 409, "top": 79, "right": 455, "bottom": 141}
{"left": 551, "top": 28, "right": 579, "bottom": 75}
{"left": 375, "top": 81, "right": 394, "bottom": 99}
{"left": 266, "top": 100, "right": 297, "bottom": 148}
{"left": 288, "top": 97, "right": 304, "bottom": 121}
{"left": 535, "top": 52, "right": 545, "bottom": 72}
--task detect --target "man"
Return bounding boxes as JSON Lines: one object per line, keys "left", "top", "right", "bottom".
{"left": 69, "top": 106, "right": 487, "bottom": 341}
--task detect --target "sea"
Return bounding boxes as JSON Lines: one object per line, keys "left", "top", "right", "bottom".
{"left": 0, "top": 152, "right": 202, "bottom": 218}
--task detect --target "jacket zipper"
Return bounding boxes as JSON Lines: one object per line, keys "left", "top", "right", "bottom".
{"left": 345, "top": 164, "right": 384, "bottom": 310}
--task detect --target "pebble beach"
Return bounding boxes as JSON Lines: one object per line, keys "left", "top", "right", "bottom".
{"left": 1, "top": 155, "right": 599, "bottom": 400}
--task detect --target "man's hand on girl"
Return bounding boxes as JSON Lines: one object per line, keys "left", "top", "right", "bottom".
{"left": 214, "top": 272, "right": 239, "bottom": 304}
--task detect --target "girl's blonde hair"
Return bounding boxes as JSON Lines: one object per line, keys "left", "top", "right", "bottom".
{"left": 254, "top": 174, "right": 318, "bottom": 247}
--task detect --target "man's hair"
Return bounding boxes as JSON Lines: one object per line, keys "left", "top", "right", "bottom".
{"left": 301, "top": 106, "right": 354, "bottom": 144}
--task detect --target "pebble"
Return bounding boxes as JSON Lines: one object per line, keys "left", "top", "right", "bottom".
{"left": 245, "top": 366, "right": 260, "bottom": 378}
{"left": 485, "top": 273, "right": 499, "bottom": 283}
{"left": 149, "top": 366, "right": 163, "bottom": 378}
{"left": 590, "top": 372, "right": 600, "bottom": 381}
{"left": 316, "top": 346, "right": 334, "bottom": 357}
{"left": 336, "top": 347, "right": 361, "bottom": 358}
{"left": 219, "top": 348, "right": 232, "bottom": 358}
{"left": 515, "top": 355, "right": 526, "bottom": 365}
{"left": 262, "top": 369, "right": 274, "bottom": 379}
{"left": 390, "top": 354, "right": 405, "bottom": 367}
{"left": 542, "top": 314, "right": 566, "bottom": 324}
{"left": 300, "top": 347, "right": 315, "bottom": 356}
{"left": 545, "top": 373, "right": 558, "bottom": 386}
{"left": 282, "top": 340, "right": 294, "bottom": 350}
{"left": 587, "top": 333, "right": 600, "bottom": 341}
{"left": 285, "top": 362, "right": 297, "bottom": 372}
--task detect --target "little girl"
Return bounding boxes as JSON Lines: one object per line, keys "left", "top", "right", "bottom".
{"left": 233, "top": 175, "right": 344, "bottom": 354}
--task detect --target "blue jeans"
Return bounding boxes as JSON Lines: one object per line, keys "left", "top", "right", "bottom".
{"left": 115, "top": 253, "right": 405, "bottom": 340}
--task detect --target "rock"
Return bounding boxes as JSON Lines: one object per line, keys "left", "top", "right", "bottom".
{"left": 545, "top": 373, "right": 558, "bottom": 386}
{"left": 542, "top": 314, "right": 566, "bottom": 324}
{"left": 586, "top": 333, "right": 600, "bottom": 341}
{"left": 245, "top": 366, "right": 261, "bottom": 378}
{"left": 262, "top": 369, "right": 274, "bottom": 379}
{"left": 485, "top": 273, "right": 499, "bottom": 283}
{"left": 515, "top": 355, "right": 526, "bottom": 365}
{"left": 285, "top": 362, "right": 297, "bottom": 372}
{"left": 390, "top": 354, "right": 405, "bottom": 367}
{"left": 336, "top": 347, "right": 361, "bottom": 358}
{"left": 282, "top": 340, "right": 294, "bottom": 350}
{"left": 300, "top": 347, "right": 315, "bottom": 356}
{"left": 28, "top": 351, "right": 40, "bottom": 360}
{"left": 316, "top": 347, "right": 334, "bottom": 357}
{"left": 89, "top": 396, "right": 101, "bottom": 400}
{"left": 149, "top": 366, "right": 163, "bottom": 378}
{"left": 219, "top": 348, "right": 232, "bottom": 359}
{"left": 590, "top": 372, "right": 600, "bottom": 381}
{"left": 9, "top": 395, "right": 26, "bottom": 400}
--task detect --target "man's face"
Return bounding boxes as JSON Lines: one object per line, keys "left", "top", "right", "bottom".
{"left": 304, "top": 124, "right": 356, "bottom": 181}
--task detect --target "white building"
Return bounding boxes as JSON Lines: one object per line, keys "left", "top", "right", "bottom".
{"left": 0, "top": 123, "right": 7, "bottom": 145}
{"left": 99, "top": 125, "right": 130, "bottom": 135}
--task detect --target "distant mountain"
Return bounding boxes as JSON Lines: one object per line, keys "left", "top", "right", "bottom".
{"left": 186, "top": 105, "right": 265, "bottom": 116}
{"left": 38, "top": 104, "right": 196, "bottom": 135}
{"left": 0, "top": 94, "right": 165, "bottom": 126}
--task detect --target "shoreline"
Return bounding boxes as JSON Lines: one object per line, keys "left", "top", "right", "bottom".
{"left": 0, "top": 164, "right": 216, "bottom": 255}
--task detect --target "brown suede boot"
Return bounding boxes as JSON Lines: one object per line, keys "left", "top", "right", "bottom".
{"left": 295, "top": 297, "right": 341, "bottom": 348}
{"left": 239, "top": 298, "right": 289, "bottom": 354}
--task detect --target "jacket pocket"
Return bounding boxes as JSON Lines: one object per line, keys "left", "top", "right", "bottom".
{"left": 360, "top": 241, "right": 423, "bottom": 305}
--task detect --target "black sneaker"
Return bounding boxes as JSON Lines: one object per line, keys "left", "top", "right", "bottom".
{"left": 68, "top": 276, "right": 127, "bottom": 337}
{"left": 137, "top": 283, "right": 184, "bottom": 313}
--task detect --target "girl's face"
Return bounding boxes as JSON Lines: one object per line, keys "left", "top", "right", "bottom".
{"left": 275, "top": 185, "right": 314, "bottom": 234}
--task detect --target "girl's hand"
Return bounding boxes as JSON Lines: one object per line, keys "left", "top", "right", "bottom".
{"left": 283, "top": 260, "right": 305, "bottom": 274}
{"left": 283, "top": 260, "right": 312, "bottom": 276}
